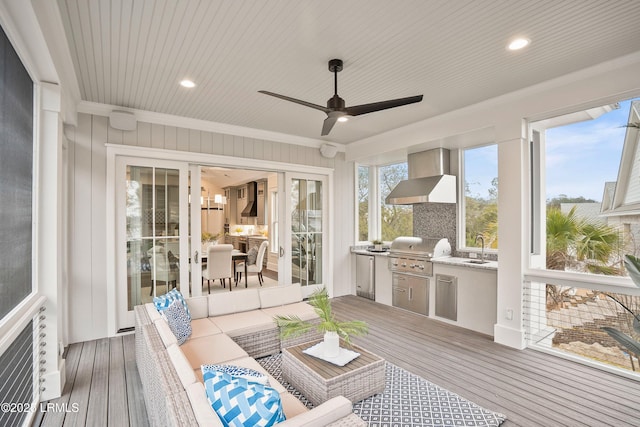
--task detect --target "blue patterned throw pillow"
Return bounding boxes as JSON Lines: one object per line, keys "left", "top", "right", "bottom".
{"left": 201, "top": 364, "right": 269, "bottom": 385}
{"left": 203, "top": 370, "right": 285, "bottom": 427}
{"left": 153, "top": 288, "right": 191, "bottom": 320}
{"left": 162, "top": 300, "right": 192, "bottom": 345}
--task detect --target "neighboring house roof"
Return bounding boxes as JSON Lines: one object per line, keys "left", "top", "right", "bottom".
{"left": 603, "top": 100, "right": 640, "bottom": 216}
{"left": 561, "top": 203, "right": 606, "bottom": 225}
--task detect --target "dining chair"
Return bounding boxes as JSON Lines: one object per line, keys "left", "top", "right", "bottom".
{"left": 147, "top": 245, "right": 178, "bottom": 296}
{"left": 235, "top": 241, "right": 269, "bottom": 286}
{"left": 202, "top": 244, "right": 234, "bottom": 293}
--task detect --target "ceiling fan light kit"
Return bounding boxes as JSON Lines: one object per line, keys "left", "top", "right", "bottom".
{"left": 259, "top": 58, "right": 423, "bottom": 136}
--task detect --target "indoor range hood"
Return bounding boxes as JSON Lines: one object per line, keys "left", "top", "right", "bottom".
{"left": 241, "top": 181, "right": 258, "bottom": 217}
{"left": 385, "top": 148, "right": 457, "bottom": 205}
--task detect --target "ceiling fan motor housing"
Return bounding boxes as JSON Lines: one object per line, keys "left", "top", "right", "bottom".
{"left": 328, "top": 58, "right": 343, "bottom": 72}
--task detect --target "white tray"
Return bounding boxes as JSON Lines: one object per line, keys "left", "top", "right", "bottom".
{"left": 303, "top": 341, "right": 360, "bottom": 366}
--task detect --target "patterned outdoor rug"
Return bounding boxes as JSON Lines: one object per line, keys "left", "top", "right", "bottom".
{"left": 258, "top": 354, "right": 506, "bottom": 427}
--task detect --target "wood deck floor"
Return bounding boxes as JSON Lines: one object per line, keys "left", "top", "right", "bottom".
{"left": 333, "top": 295, "right": 640, "bottom": 427}
{"left": 34, "top": 295, "right": 640, "bottom": 426}
{"left": 33, "top": 334, "right": 148, "bottom": 427}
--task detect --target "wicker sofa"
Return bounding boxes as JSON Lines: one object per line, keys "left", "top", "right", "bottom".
{"left": 134, "top": 283, "right": 366, "bottom": 427}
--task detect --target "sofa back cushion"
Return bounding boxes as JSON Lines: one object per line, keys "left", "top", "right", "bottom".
{"left": 259, "top": 284, "right": 303, "bottom": 308}
{"left": 208, "top": 288, "right": 261, "bottom": 316}
{"left": 186, "top": 296, "right": 209, "bottom": 319}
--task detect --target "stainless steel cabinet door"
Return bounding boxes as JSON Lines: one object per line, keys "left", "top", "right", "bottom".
{"left": 435, "top": 274, "right": 457, "bottom": 321}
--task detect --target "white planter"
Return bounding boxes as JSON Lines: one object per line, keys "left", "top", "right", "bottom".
{"left": 323, "top": 331, "right": 340, "bottom": 358}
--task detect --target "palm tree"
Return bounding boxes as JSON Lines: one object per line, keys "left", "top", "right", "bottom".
{"left": 545, "top": 206, "right": 623, "bottom": 309}
{"left": 546, "top": 206, "right": 623, "bottom": 273}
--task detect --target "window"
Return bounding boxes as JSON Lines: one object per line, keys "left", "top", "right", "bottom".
{"left": 356, "top": 162, "right": 412, "bottom": 242}
{"left": 357, "top": 165, "right": 369, "bottom": 241}
{"left": 462, "top": 145, "right": 498, "bottom": 249}
{"left": 270, "top": 190, "right": 278, "bottom": 253}
{"left": 379, "top": 163, "right": 412, "bottom": 241}
{"left": 531, "top": 97, "right": 640, "bottom": 276}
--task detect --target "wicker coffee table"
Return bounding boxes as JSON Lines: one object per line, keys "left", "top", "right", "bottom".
{"left": 281, "top": 339, "right": 385, "bottom": 406}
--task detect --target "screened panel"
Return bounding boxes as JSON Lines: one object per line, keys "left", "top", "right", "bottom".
{"left": 0, "top": 25, "right": 34, "bottom": 319}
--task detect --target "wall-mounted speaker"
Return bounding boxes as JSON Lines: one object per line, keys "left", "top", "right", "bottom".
{"left": 109, "top": 110, "right": 137, "bottom": 131}
{"left": 320, "top": 143, "right": 338, "bottom": 158}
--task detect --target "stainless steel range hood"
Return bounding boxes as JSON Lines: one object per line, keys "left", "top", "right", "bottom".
{"left": 385, "top": 148, "right": 456, "bottom": 204}
{"left": 241, "top": 181, "right": 258, "bottom": 217}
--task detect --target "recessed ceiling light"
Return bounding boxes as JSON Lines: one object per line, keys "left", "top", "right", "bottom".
{"left": 508, "top": 37, "right": 530, "bottom": 51}
{"left": 180, "top": 79, "right": 196, "bottom": 88}
{"left": 337, "top": 116, "right": 349, "bottom": 122}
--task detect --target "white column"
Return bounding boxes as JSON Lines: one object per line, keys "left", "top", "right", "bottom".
{"left": 494, "top": 131, "right": 527, "bottom": 349}
{"left": 37, "top": 82, "right": 66, "bottom": 400}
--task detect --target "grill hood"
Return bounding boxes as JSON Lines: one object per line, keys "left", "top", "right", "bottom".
{"left": 385, "top": 148, "right": 456, "bottom": 205}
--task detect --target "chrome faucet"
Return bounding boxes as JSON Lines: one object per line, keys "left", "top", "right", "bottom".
{"left": 476, "top": 234, "right": 485, "bottom": 263}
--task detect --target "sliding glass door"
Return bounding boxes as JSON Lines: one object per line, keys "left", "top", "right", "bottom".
{"left": 115, "top": 158, "right": 188, "bottom": 330}
{"left": 283, "top": 173, "right": 327, "bottom": 297}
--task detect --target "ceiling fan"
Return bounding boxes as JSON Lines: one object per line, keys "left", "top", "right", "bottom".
{"left": 259, "top": 59, "right": 423, "bottom": 136}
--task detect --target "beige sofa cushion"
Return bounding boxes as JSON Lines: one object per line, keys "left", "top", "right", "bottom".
{"left": 261, "top": 301, "right": 318, "bottom": 321}
{"left": 186, "top": 296, "right": 209, "bottom": 319}
{"left": 167, "top": 344, "right": 197, "bottom": 389}
{"left": 280, "top": 392, "right": 309, "bottom": 419}
{"left": 153, "top": 318, "right": 178, "bottom": 348}
{"left": 278, "top": 396, "right": 354, "bottom": 427}
{"left": 208, "top": 288, "right": 261, "bottom": 316}
{"left": 191, "top": 318, "right": 222, "bottom": 339}
{"left": 185, "top": 382, "right": 224, "bottom": 427}
{"left": 259, "top": 283, "right": 303, "bottom": 308}
{"left": 181, "top": 334, "right": 248, "bottom": 369}
{"left": 209, "top": 310, "right": 275, "bottom": 338}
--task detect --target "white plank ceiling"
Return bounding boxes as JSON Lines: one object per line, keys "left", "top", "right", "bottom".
{"left": 56, "top": 0, "right": 640, "bottom": 145}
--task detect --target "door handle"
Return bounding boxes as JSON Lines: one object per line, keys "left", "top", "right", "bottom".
{"left": 194, "top": 250, "right": 199, "bottom": 264}
{"left": 279, "top": 246, "right": 284, "bottom": 257}
{"left": 409, "top": 287, "right": 413, "bottom": 300}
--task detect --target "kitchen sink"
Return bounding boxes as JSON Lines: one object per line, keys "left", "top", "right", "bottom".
{"left": 465, "top": 259, "right": 490, "bottom": 264}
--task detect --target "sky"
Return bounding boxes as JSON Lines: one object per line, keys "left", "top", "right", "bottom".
{"left": 545, "top": 98, "right": 637, "bottom": 202}
{"left": 464, "top": 97, "right": 638, "bottom": 202}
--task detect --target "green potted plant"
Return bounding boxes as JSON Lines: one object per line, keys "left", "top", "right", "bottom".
{"left": 372, "top": 239, "right": 383, "bottom": 251}
{"left": 274, "top": 287, "right": 368, "bottom": 358}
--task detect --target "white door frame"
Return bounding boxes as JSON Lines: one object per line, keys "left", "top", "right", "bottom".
{"left": 106, "top": 144, "right": 333, "bottom": 334}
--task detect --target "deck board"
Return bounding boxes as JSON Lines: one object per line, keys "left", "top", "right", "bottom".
{"left": 332, "top": 295, "right": 640, "bottom": 427}
{"left": 107, "top": 337, "right": 129, "bottom": 427}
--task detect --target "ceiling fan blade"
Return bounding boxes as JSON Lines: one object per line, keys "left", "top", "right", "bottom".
{"left": 321, "top": 115, "right": 339, "bottom": 136}
{"left": 258, "top": 90, "right": 330, "bottom": 113}
{"left": 345, "top": 95, "right": 423, "bottom": 116}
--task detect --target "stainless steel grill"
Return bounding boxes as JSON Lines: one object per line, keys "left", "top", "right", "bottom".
{"left": 388, "top": 236, "right": 451, "bottom": 316}
{"left": 388, "top": 236, "right": 451, "bottom": 277}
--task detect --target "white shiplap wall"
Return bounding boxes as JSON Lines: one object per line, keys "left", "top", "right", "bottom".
{"left": 67, "top": 113, "right": 354, "bottom": 343}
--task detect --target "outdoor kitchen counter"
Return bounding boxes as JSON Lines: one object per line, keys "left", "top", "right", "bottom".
{"left": 350, "top": 248, "right": 390, "bottom": 256}
{"left": 432, "top": 256, "right": 498, "bottom": 270}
